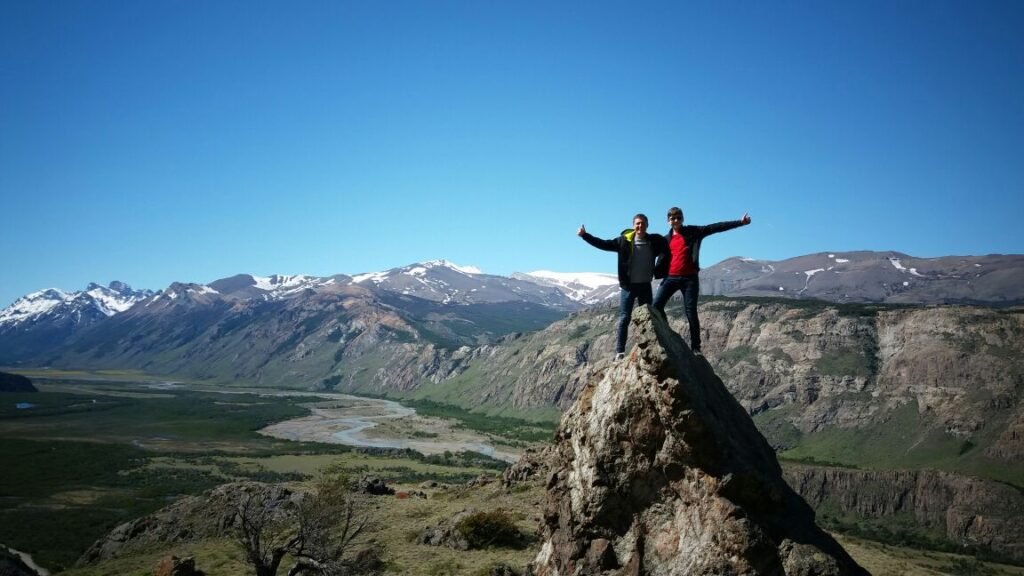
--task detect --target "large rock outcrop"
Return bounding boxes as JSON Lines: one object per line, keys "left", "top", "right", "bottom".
{"left": 78, "top": 482, "right": 297, "bottom": 565}
{"left": 533, "top": 307, "right": 866, "bottom": 575}
{"left": 784, "top": 464, "right": 1024, "bottom": 563}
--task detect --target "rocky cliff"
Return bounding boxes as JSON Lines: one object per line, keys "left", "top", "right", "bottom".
{"left": 783, "top": 464, "right": 1024, "bottom": 564}
{"left": 533, "top": 307, "right": 866, "bottom": 575}
{"left": 428, "top": 300, "right": 1023, "bottom": 472}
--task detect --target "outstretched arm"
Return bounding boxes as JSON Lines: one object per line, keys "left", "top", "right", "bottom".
{"left": 699, "top": 213, "right": 752, "bottom": 237}
{"left": 578, "top": 225, "right": 619, "bottom": 252}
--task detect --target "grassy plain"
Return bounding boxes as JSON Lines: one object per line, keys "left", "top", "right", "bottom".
{"left": 0, "top": 379, "right": 522, "bottom": 573}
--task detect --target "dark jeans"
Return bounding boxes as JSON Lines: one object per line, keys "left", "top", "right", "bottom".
{"left": 654, "top": 274, "right": 701, "bottom": 351}
{"left": 617, "top": 283, "right": 653, "bottom": 354}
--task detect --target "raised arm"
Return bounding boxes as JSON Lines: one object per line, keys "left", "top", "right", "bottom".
{"left": 699, "top": 213, "right": 752, "bottom": 237}
{"left": 578, "top": 225, "right": 619, "bottom": 252}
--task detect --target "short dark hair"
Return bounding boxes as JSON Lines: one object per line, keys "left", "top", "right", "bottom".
{"left": 667, "top": 207, "right": 683, "bottom": 219}
{"left": 633, "top": 213, "right": 648, "bottom": 224}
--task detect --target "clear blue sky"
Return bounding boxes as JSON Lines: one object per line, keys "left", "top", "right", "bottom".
{"left": 2, "top": 0, "right": 1022, "bottom": 307}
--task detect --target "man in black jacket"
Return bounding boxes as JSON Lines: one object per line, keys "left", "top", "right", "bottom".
{"left": 653, "top": 206, "right": 751, "bottom": 354}
{"left": 578, "top": 214, "right": 668, "bottom": 360}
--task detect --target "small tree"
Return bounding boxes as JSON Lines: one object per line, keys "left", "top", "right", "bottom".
{"left": 234, "top": 475, "right": 378, "bottom": 576}
{"left": 235, "top": 484, "right": 301, "bottom": 576}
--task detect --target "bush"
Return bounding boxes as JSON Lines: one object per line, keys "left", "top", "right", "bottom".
{"left": 455, "top": 510, "right": 527, "bottom": 549}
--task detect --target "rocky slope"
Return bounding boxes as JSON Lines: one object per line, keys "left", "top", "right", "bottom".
{"left": 532, "top": 307, "right": 866, "bottom": 575}
{"left": 78, "top": 482, "right": 297, "bottom": 566}
{"left": 423, "top": 299, "right": 1024, "bottom": 471}
{"left": 783, "top": 464, "right": 1024, "bottom": 564}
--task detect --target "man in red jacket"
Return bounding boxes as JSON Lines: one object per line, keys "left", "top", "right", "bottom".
{"left": 653, "top": 206, "right": 751, "bottom": 354}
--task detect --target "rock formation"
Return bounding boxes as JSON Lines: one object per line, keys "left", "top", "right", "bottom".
{"left": 78, "top": 482, "right": 298, "bottom": 565}
{"left": 532, "top": 307, "right": 866, "bottom": 575}
{"left": 784, "top": 464, "right": 1024, "bottom": 564}
{"left": 0, "top": 371, "right": 36, "bottom": 393}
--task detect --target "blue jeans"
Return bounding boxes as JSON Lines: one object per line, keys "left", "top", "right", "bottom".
{"left": 617, "top": 283, "right": 653, "bottom": 354}
{"left": 654, "top": 275, "right": 701, "bottom": 351}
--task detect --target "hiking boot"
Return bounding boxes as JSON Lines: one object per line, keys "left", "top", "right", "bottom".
{"left": 613, "top": 352, "right": 626, "bottom": 363}
{"left": 692, "top": 347, "right": 703, "bottom": 356}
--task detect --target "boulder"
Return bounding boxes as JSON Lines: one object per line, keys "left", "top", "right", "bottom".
{"left": 355, "top": 476, "right": 395, "bottom": 496}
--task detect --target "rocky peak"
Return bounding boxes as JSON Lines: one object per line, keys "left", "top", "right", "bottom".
{"left": 533, "top": 306, "right": 866, "bottom": 575}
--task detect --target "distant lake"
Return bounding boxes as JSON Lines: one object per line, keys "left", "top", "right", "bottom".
{"left": 15, "top": 402, "right": 36, "bottom": 409}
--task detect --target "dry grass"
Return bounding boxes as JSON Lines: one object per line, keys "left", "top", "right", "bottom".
{"left": 57, "top": 476, "right": 1024, "bottom": 576}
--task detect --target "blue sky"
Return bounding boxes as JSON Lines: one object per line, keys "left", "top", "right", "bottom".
{"left": 2, "top": 0, "right": 1022, "bottom": 307}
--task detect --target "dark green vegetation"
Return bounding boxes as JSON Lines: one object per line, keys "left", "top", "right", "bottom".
{"left": 386, "top": 398, "right": 556, "bottom": 443}
{"left": 0, "top": 370, "right": 36, "bottom": 392}
{"left": 0, "top": 382, "right": 512, "bottom": 573}
{"left": 455, "top": 510, "right": 531, "bottom": 550}
{"left": 775, "top": 403, "right": 1024, "bottom": 488}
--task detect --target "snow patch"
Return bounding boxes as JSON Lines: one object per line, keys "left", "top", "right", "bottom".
{"left": 524, "top": 271, "right": 618, "bottom": 290}
{"left": 422, "top": 259, "right": 482, "bottom": 275}
{"left": 889, "top": 258, "right": 907, "bottom": 271}
{"left": 187, "top": 286, "right": 220, "bottom": 296}
{"left": 804, "top": 268, "right": 825, "bottom": 279}
{"left": 835, "top": 258, "right": 849, "bottom": 263}
{"left": 352, "top": 272, "right": 388, "bottom": 284}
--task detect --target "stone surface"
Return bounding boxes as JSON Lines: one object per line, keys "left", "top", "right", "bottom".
{"left": 77, "top": 482, "right": 298, "bottom": 565}
{"left": 785, "top": 464, "right": 1024, "bottom": 563}
{"left": 531, "top": 307, "right": 866, "bottom": 575}
{"left": 355, "top": 475, "right": 395, "bottom": 496}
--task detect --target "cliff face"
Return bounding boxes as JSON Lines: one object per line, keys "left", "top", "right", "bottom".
{"left": 533, "top": 307, "right": 866, "bottom": 576}
{"left": 783, "top": 464, "right": 1024, "bottom": 563}
{"left": 430, "top": 301, "right": 1023, "bottom": 468}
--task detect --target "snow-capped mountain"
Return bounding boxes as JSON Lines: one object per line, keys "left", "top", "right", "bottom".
{"left": 207, "top": 274, "right": 346, "bottom": 300}
{"left": 0, "top": 281, "right": 154, "bottom": 363}
{"left": 511, "top": 271, "right": 619, "bottom": 304}
{"left": 701, "top": 252, "right": 1024, "bottom": 305}
{"left": 0, "top": 281, "right": 152, "bottom": 329}
{"left": 351, "top": 259, "right": 578, "bottom": 308}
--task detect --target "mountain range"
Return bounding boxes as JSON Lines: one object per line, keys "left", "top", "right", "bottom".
{"left": 1, "top": 252, "right": 1021, "bottom": 370}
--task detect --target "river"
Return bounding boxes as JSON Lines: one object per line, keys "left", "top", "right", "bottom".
{"left": 248, "top": 391, "right": 521, "bottom": 463}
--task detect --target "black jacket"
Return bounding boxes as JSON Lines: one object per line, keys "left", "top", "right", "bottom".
{"left": 580, "top": 229, "right": 668, "bottom": 288}
{"left": 653, "top": 220, "right": 747, "bottom": 278}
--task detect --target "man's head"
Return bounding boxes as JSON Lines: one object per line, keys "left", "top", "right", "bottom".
{"left": 632, "top": 213, "right": 649, "bottom": 237}
{"left": 667, "top": 207, "right": 684, "bottom": 231}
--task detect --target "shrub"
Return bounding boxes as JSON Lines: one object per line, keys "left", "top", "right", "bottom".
{"left": 455, "top": 510, "right": 527, "bottom": 549}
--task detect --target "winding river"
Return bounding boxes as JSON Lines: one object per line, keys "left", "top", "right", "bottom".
{"left": 248, "top": 391, "right": 520, "bottom": 463}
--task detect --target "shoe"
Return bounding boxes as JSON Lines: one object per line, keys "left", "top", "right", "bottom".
{"left": 614, "top": 352, "right": 626, "bottom": 363}
{"left": 692, "top": 347, "right": 703, "bottom": 356}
